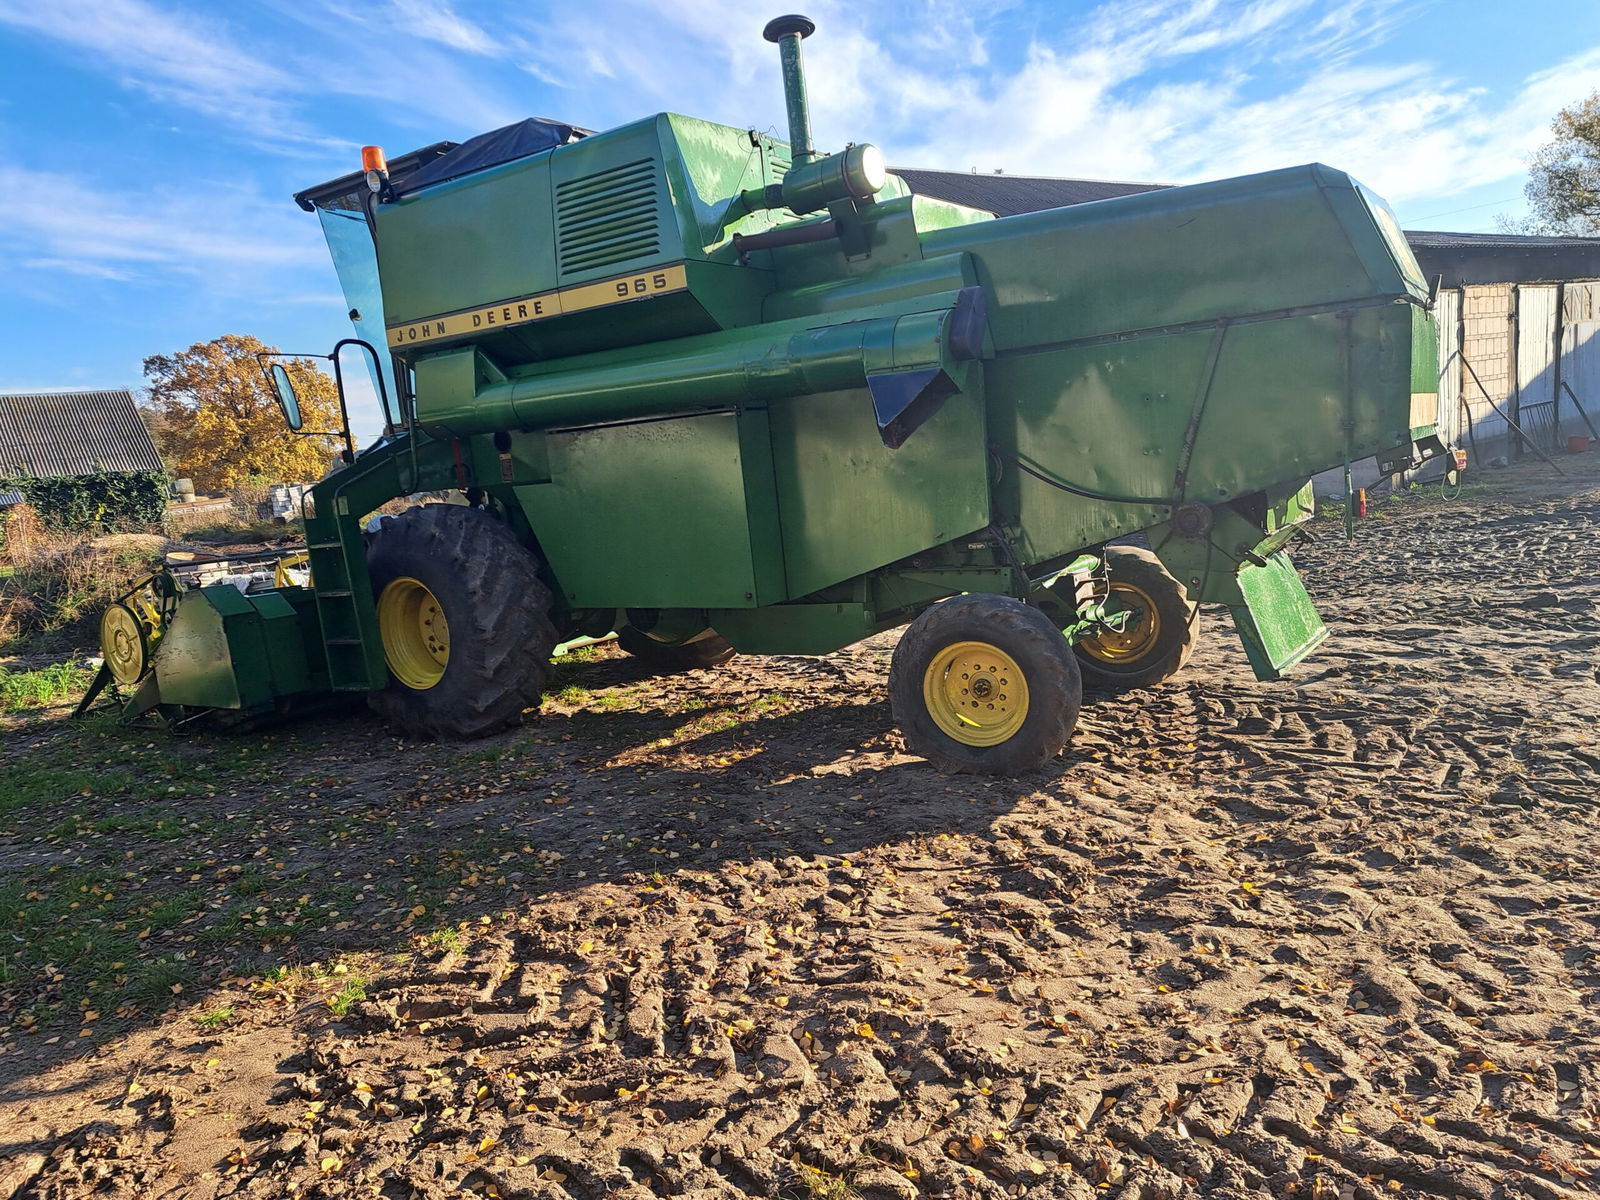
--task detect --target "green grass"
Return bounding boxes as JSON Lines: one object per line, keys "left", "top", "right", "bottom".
{"left": 425, "top": 926, "right": 467, "bottom": 954}
{"left": 195, "top": 1004, "right": 236, "bottom": 1030}
{"left": 553, "top": 643, "right": 606, "bottom": 664}
{"left": 327, "top": 976, "right": 368, "bottom": 1016}
{"left": 0, "top": 662, "right": 94, "bottom": 713}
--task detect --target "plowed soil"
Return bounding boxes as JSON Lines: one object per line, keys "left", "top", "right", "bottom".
{"left": 3, "top": 454, "right": 1599, "bottom": 1200}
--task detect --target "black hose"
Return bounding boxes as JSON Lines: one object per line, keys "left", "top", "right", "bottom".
{"left": 990, "top": 445, "right": 1171, "bottom": 507}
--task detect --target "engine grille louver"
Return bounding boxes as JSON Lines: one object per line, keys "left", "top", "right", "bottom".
{"left": 556, "top": 158, "right": 662, "bottom": 276}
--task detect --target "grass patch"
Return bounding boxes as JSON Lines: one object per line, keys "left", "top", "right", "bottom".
{"left": 425, "top": 926, "right": 467, "bottom": 954}
{"left": 0, "top": 662, "right": 94, "bottom": 713}
{"left": 195, "top": 1004, "right": 236, "bottom": 1030}
{"left": 327, "top": 976, "right": 368, "bottom": 1017}
{"left": 0, "top": 503, "right": 163, "bottom": 656}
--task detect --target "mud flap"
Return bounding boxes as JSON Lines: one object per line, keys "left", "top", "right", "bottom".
{"left": 1228, "top": 551, "right": 1327, "bottom": 682}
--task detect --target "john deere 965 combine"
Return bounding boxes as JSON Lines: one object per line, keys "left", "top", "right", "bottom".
{"left": 83, "top": 15, "right": 1446, "bottom": 773}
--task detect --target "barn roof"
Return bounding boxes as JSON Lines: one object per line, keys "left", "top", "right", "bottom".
{"left": 0, "top": 389, "right": 165, "bottom": 480}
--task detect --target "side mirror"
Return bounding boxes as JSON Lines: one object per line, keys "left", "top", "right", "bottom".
{"left": 270, "top": 363, "right": 303, "bottom": 431}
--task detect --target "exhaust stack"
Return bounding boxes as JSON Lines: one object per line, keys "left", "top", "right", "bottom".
{"left": 764, "top": 14, "right": 818, "bottom": 165}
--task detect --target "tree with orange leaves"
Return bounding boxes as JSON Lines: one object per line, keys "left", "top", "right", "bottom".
{"left": 141, "top": 334, "right": 344, "bottom": 491}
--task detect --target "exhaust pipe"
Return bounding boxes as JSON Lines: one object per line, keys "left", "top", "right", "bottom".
{"left": 750, "top": 14, "right": 885, "bottom": 216}
{"left": 764, "top": 14, "right": 818, "bottom": 164}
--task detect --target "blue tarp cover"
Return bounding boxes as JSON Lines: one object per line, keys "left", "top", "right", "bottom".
{"left": 395, "top": 117, "right": 576, "bottom": 195}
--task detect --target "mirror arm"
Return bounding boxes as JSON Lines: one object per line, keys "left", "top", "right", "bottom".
{"left": 257, "top": 343, "right": 391, "bottom": 465}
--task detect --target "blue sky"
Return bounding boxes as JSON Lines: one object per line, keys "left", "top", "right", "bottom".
{"left": 2, "top": 0, "right": 1598, "bottom": 440}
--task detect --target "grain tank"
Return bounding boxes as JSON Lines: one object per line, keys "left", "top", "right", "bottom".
{"left": 84, "top": 15, "right": 1447, "bottom": 774}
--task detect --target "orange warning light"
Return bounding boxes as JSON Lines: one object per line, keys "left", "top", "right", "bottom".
{"left": 361, "top": 145, "right": 388, "bottom": 174}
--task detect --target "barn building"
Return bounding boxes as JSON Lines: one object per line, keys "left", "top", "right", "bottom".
{"left": 0, "top": 388, "right": 165, "bottom": 510}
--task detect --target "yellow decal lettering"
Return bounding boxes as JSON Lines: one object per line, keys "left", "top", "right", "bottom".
{"left": 387, "top": 264, "right": 687, "bottom": 348}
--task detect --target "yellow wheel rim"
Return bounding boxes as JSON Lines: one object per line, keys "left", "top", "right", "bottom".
{"left": 922, "top": 640, "right": 1030, "bottom": 747}
{"left": 1077, "top": 581, "right": 1161, "bottom": 664}
{"left": 378, "top": 577, "right": 450, "bottom": 690}
{"left": 101, "top": 603, "right": 148, "bottom": 685}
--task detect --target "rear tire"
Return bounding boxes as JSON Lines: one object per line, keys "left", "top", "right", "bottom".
{"left": 890, "top": 594, "right": 1083, "bottom": 775}
{"left": 617, "top": 627, "right": 737, "bottom": 672}
{"left": 1073, "top": 546, "right": 1199, "bottom": 692}
{"left": 366, "top": 505, "right": 558, "bottom": 739}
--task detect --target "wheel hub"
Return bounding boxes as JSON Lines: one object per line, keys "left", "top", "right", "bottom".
{"left": 1076, "top": 582, "right": 1160, "bottom": 664}
{"left": 100, "top": 602, "right": 151, "bottom": 685}
{"left": 921, "top": 640, "right": 1031, "bottom": 747}
{"left": 378, "top": 576, "right": 451, "bottom": 690}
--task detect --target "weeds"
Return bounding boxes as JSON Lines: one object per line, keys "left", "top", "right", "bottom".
{"left": 425, "top": 927, "right": 467, "bottom": 954}
{"left": 0, "top": 502, "right": 162, "bottom": 655}
{"left": 0, "top": 662, "right": 93, "bottom": 712}
{"left": 195, "top": 1004, "right": 237, "bottom": 1030}
{"left": 327, "top": 976, "right": 368, "bottom": 1016}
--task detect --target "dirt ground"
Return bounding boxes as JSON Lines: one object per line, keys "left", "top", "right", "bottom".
{"left": 2, "top": 453, "right": 1598, "bottom": 1200}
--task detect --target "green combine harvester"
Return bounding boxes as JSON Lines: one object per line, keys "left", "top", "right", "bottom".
{"left": 82, "top": 15, "right": 1447, "bottom": 774}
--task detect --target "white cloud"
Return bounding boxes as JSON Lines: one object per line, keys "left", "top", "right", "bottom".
{"left": 384, "top": 0, "right": 496, "bottom": 55}
{"left": 0, "top": 165, "right": 325, "bottom": 285}
{"left": 784, "top": 0, "right": 1595, "bottom": 217}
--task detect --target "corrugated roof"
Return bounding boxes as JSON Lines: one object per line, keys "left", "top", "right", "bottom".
{"left": 891, "top": 167, "right": 1170, "bottom": 215}
{"left": 0, "top": 389, "right": 165, "bottom": 480}
{"left": 1405, "top": 229, "right": 1600, "bottom": 249}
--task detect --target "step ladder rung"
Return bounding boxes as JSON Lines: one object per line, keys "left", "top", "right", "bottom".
{"left": 307, "top": 541, "right": 343, "bottom": 549}
{"left": 326, "top": 637, "right": 364, "bottom": 646}
{"left": 317, "top": 590, "right": 354, "bottom": 598}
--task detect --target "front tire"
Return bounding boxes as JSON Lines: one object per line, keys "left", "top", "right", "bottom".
{"left": 366, "top": 505, "right": 558, "bottom": 739}
{"left": 1073, "top": 546, "right": 1199, "bottom": 692}
{"left": 890, "top": 594, "right": 1083, "bottom": 775}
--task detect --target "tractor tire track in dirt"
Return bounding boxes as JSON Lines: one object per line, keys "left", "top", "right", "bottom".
{"left": 5, "top": 455, "right": 1600, "bottom": 1198}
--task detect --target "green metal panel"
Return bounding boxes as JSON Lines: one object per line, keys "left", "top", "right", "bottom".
{"left": 152, "top": 587, "right": 315, "bottom": 710}
{"left": 547, "top": 117, "right": 683, "bottom": 286}
{"left": 663, "top": 114, "right": 788, "bottom": 255}
{"left": 1411, "top": 306, "right": 1439, "bottom": 393}
{"left": 922, "top": 164, "right": 1418, "bottom": 354}
{"left": 762, "top": 252, "right": 977, "bottom": 323}
{"left": 515, "top": 410, "right": 784, "bottom": 609}
{"left": 962, "top": 165, "right": 1428, "bottom": 569}
{"left": 1232, "top": 552, "right": 1329, "bottom": 681}
{"left": 253, "top": 591, "right": 313, "bottom": 699}
{"left": 153, "top": 588, "right": 240, "bottom": 709}
{"left": 377, "top": 154, "right": 558, "bottom": 326}
{"left": 378, "top": 114, "right": 799, "bottom": 369}
{"left": 769, "top": 375, "right": 990, "bottom": 598}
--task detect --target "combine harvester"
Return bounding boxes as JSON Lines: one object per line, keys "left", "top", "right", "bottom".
{"left": 81, "top": 15, "right": 1448, "bottom": 774}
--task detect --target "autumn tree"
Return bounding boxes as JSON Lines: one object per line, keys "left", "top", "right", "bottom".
{"left": 1523, "top": 92, "right": 1600, "bottom": 235}
{"left": 142, "top": 334, "right": 344, "bottom": 491}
